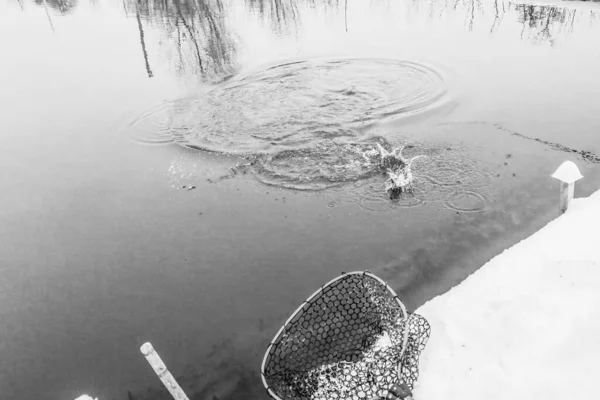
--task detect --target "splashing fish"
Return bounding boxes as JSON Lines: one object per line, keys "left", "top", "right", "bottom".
{"left": 374, "top": 143, "right": 426, "bottom": 197}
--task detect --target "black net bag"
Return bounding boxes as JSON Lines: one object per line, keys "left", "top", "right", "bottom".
{"left": 261, "top": 271, "right": 431, "bottom": 400}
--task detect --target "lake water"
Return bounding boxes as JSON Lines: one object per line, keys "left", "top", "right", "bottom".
{"left": 1, "top": 0, "right": 600, "bottom": 399}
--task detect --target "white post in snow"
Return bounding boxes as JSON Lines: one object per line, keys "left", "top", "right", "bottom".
{"left": 551, "top": 161, "right": 583, "bottom": 214}
{"left": 140, "top": 342, "right": 190, "bottom": 400}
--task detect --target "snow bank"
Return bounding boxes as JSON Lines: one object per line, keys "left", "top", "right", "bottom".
{"left": 415, "top": 189, "right": 600, "bottom": 400}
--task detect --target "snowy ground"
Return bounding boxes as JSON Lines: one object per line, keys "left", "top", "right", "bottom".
{"left": 415, "top": 189, "right": 600, "bottom": 400}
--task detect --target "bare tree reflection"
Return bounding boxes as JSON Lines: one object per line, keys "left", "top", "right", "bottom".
{"left": 490, "top": 0, "right": 506, "bottom": 34}
{"left": 454, "top": 0, "right": 485, "bottom": 32}
{"left": 41, "top": 0, "right": 56, "bottom": 32}
{"left": 591, "top": 10, "right": 600, "bottom": 26}
{"left": 412, "top": 0, "right": 485, "bottom": 32}
{"left": 407, "top": 0, "right": 598, "bottom": 45}
{"left": 123, "top": 0, "right": 237, "bottom": 79}
{"left": 133, "top": 0, "right": 153, "bottom": 77}
{"left": 33, "top": 0, "right": 78, "bottom": 14}
{"left": 514, "top": 4, "right": 578, "bottom": 46}
{"left": 25, "top": 0, "right": 236, "bottom": 78}
{"left": 245, "top": 0, "right": 340, "bottom": 35}
{"left": 245, "top": 0, "right": 300, "bottom": 36}
{"left": 345, "top": 0, "right": 348, "bottom": 32}
{"left": 22, "top": 0, "right": 600, "bottom": 77}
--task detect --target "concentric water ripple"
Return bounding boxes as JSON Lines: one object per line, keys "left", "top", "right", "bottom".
{"left": 415, "top": 156, "right": 493, "bottom": 191}
{"left": 121, "top": 59, "right": 499, "bottom": 215}
{"left": 442, "top": 190, "right": 496, "bottom": 214}
{"left": 161, "top": 58, "right": 448, "bottom": 153}
{"left": 126, "top": 99, "right": 193, "bottom": 145}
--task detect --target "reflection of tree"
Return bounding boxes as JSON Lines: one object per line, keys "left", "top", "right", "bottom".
{"left": 245, "top": 0, "right": 340, "bottom": 35}
{"left": 25, "top": 0, "right": 600, "bottom": 72}
{"left": 465, "top": 0, "right": 482, "bottom": 32}
{"left": 514, "top": 4, "right": 577, "bottom": 46}
{"left": 408, "top": 0, "right": 598, "bottom": 45}
{"left": 123, "top": 0, "right": 237, "bottom": 79}
{"left": 26, "top": 0, "right": 235, "bottom": 78}
{"left": 33, "top": 0, "right": 78, "bottom": 14}
{"left": 246, "top": 0, "right": 299, "bottom": 35}
{"left": 490, "top": 0, "right": 506, "bottom": 34}
{"left": 411, "top": 0, "right": 485, "bottom": 32}
{"left": 134, "top": 0, "right": 153, "bottom": 77}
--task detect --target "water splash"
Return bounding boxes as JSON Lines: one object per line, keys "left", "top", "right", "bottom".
{"left": 247, "top": 134, "right": 494, "bottom": 214}
{"left": 355, "top": 179, "right": 425, "bottom": 213}
{"left": 377, "top": 143, "right": 428, "bottom": 196}
{"left": 249, "top": 136, "right": 391, "bottom": 191}
{"left": 345, "top": 139, "right": 496, "bottom": 214}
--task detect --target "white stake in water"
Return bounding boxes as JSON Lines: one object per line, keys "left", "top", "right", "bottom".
{"left": 551, "top": 161, "right": 583, "bottom": 214}
{"left": 140, "top": 342, "right": 190, "bottom": 400}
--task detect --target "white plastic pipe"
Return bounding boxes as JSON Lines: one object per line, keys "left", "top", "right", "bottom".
{"left": 140, "top": 342, "right": 190, "bottom": 400}
{"left": 559, "top": 181, "right": 574, "bottom": 214}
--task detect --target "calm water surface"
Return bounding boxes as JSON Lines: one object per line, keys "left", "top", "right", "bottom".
{"left": 1, "top": 0, "right": 600, "bottom": 399}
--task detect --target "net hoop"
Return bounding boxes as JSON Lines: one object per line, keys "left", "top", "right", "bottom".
{"left": 261, "top": 271, "right": 410, "bottom": 400}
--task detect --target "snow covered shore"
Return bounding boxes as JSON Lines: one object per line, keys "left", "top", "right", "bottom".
{"left": 415, "top": 189, "right": 600, "bottom": 400}
{"left": 75, "top": 188, "right": 600, "bottom": 400}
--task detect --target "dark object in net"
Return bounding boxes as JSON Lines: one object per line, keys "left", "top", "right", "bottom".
{"left": 261, "top": 271, "right": 431, "bottom": 400}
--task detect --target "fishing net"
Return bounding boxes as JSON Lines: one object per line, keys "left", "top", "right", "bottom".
{"left": 261, "top": 271, "right": 431, "bottom": 400}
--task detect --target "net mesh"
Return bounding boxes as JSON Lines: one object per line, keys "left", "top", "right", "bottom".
{"left": 262, "top": 272, "right": 430, "bottom": 400}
